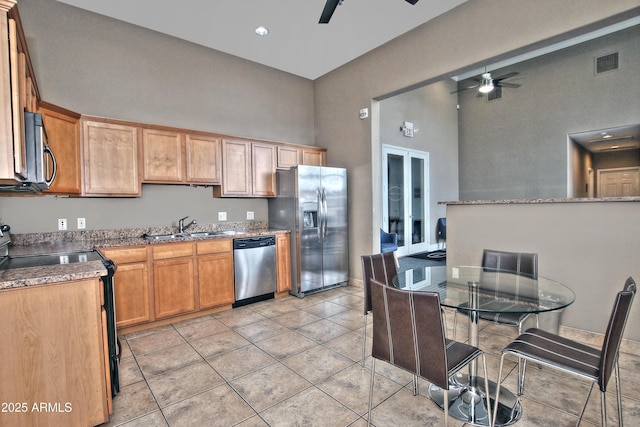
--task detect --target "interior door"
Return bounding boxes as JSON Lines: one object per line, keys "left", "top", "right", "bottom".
{"left": 382, "top": 145, "right": 430, "bottom": 257}
{"left": 597, "top": 167, "right": 640, "bottom": 197}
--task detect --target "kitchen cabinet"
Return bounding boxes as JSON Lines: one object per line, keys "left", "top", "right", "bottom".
{"left": 40, "top": 102, "right": 82, "bottom": 195}
{"left": 277, "top": 145, "right": 327, "bottom": 169}
{"left": 196, "top": 240, "right": 234, "bottom": 309}
{"left": 152, "top": 242, "right": 196, "bottom": 319}
{"left": 0, "top": 1, "right": 40, "bottom": 185}
{"left": 214, "top": 138, "right": 276, "bottom": 197}
{"left": 0, "top": 278, "right": 111, "bottom": 426}
{"left": 81, "top": 117, "right": 141, "bottom": 196}
{"left": 276, "top": 232, "right": 292, "bottom": 293}
{"left": 101, "top": 246, "right": 151, "bottom": 328}
{"left": 142, "top": 128, "right": 182, "bottom": 182}
{"left": 142, "top": 128, "right": 222, "bottom": 185}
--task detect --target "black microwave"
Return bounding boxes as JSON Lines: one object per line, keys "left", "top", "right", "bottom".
{"left": 0, "top": 111, "right": 57, "bottom": 193}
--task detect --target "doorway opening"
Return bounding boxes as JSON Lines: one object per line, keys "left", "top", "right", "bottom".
{"left": 382, "top": 145, "right": 430, "bottom": 257}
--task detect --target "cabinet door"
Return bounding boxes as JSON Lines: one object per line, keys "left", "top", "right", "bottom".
{"left": 40, "top": 103, "right": 82, "bottom": 195}
{"left": 216, "top": 138, "right": 251, "bottom": 196}
{"left": 142, "top": 128, "right": 183, "bottom": 182}
{"left": 252, "top": 142, "right": 277, "bottom": 197}
{"left": 113, "top": 262, "right": 151, "bottom": 328}
{"left": 276, "top": 233, "right": 292, "bottom": 293}
{"left": 302, "top": 148, "right": 326, "bottom": 166}
{"left": 277, "top": 145, "right": 301, "bottom": 169}
{"left": 186, "top": 134, "right": 221, "bottom": 184}
{"left": 198, "top": 253, "right": 234, "bottom": 309}
{"left": 153, "top": 257, "right": 195, "bottom": 319}
{"left": 82, "top": 120, "right": 141, "bottom": 196}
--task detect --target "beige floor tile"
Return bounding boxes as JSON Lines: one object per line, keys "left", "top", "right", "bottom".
{"left": 317, "top": 364, "right": 404, "bottom": 415}
{"left": 327, "top": 293, "right": 365, "bottom": 309}
{"left": 103, "top": 381, "right": 159, "bottom": 426}
{"left": 326, "top": 309, "right": 365, "bottom": 330}
{"left": 303, "top": 300, "right": 350, "bottom": 318}
{"left": 324, "top": 329, "right": 367, "bottom": 363}
{"left": 369, "top": 386, "right": 447, "bottom": 427}
{"left": 207, "top": 344, "right": 277, "bottom": 381}
{"left": 127, "top": 328, "right": 186, "bottom": 356}
{"left": 295, "top": 318, "right": 353, "bottom": 343}
{"left": 146, "top": 361, "right": 225, "bottom": 408}
{"left": 231, "top": 363, "right": 312, "bottom": 412}
{"left": 116, "top": 410, "right": 168, "bottom": 427}
{"left": 162, "top": 383, "right": 256, "bottom": 426}
{"left": 282, "top": 345, "right": 354, "bottom": 383}
{"left": 251, "top": 299, "right": 300, "bottom": 318}
{"left": 260, "top": 386, "right": 359, "bottom": 426}
{"left": 233, "top": 317, "right": 289, "bottom": 342}
{"left": 136, "top": 343, "right": 203, "bottom": 378}
{"left": 216, "top": 306, "right": 267, "bottom": 328}
{"left": 119, "top": 356, "right": 145, "bottom": 387}
{"left": 254, "top": 330, "right": 318, "bottom": 359}
{"left": 172, "top": 316, "right": 230, "bottom": 341}
{"left": 189, "top": 329, "right": 251, "bottom": 358}
{"left": 271, "top": 308, "right": 322, "bottom": 328}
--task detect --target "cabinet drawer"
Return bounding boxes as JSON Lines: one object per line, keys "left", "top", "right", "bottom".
{"left": 197, "top": 239, "right": 232, "bottom": 255}
{"left": 153, "top": 243, "right": 194, "bottom": 260}
{"left": 101, "top": 246, "right": 148, "bottom": 264}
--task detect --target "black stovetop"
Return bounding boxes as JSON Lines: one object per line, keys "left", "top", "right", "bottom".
{"left": 0, "top": 250, "right": 106, "bottom": 270}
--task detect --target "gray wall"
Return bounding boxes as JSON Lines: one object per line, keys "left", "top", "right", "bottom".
{"left": 379, "top": 80, "right": 459, "bottom": 244}
{"left": 0, "top": 0, "right": 314, "bottom": 234}
{"left": 314, "top": 0, "right": 640, "bottom": 280}
{"left": 457, "top": 25, "right": 640, "bottom": 200}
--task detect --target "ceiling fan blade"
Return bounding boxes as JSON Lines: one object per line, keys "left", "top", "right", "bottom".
{"left": 450, "top": 84, "right": 480, "bottom": 94}
{"left": 493, "top": 71, "right": 519, "bottom": 82}
{"left": 319, "top": 0, "right": 341, "bottom": 24}
{"left": 496, "top": 82, "right": 521, "bottom": 88}
{"left": 405, "top": 0, "right": 420, "bottom": 4}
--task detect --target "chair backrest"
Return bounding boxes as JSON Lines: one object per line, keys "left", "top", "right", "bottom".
{"left": 598, "top": 277, "right": 636, "bottom": 392}
{"left": 481, "top": 249, "right": 539, "bottom": 302}
{"left": 361, "top": 252, "right": 397, "bottom": 315}
{"left": 369, "top": 277, "right": 449, "bottom": 389}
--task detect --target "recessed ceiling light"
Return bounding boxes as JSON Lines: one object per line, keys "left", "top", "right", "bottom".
{"left": 602, "top": 134, "right": 612, "bottom": 139}
{"left": 611, "top": 145, "right": 620, "bottom": 149}
{"left": 255, "top": 26, "right": 269, "bottom": 36}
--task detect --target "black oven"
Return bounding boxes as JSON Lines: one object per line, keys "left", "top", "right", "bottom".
{"left": 0, "top": 250, "right": 120, "bottom": 397}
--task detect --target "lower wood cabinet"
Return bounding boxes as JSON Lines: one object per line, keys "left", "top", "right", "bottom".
{"left": 276, "top": 233, "right": 292, "bottom": 293}
{"left": 0, "top": 279, "right": 111, "bottom": 426}
{"left": 101, "top": 246, "right": 151, "bottom": 328}
{"left": 197, "top": 239, "right": 234, "bottom": 309}
{"left": 152, "top": 243, "right": 196, "bottom": 319}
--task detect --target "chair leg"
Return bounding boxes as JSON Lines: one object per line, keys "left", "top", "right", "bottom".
{"left": 443, "top": 388, "right": 449, "bottom": 427}
{"left": 362, "top": 314, "right": 368, "bottom": 367}
{"left": 517, "top": 322, "right": 527, "bottom": 396}
{"left": 577, "top": 382, "right": 595, "bottom": 427}
{"left": 367, "top": 358, "right": 376, "bottom": 427}
{"left": 413, "top": 375, "right": 419, "bottom": 396}
{"left": 600, "top": 389, "right": 607, "bottom": 427}
{"left": 615, "top": 359, "right": 623, "bottom": 427}
{"left": 452, "top": 311, "right": 458, "bottom": 340}
{"left": 481, "top": 354, "right": 493, "bottom": 427}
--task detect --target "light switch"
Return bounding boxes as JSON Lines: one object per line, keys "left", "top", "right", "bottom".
{"left": 218, "top": 212, "right": 227, "bottom": 221}
{"left": 247, "top": 211, "right": 254, "bottom": 220}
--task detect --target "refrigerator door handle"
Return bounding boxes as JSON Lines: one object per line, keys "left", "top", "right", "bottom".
{"left": 321, "top": 187, "right": 328, "bottom": 240}
{"left": 316, "top": 188, "right": 323, "bottom": 240}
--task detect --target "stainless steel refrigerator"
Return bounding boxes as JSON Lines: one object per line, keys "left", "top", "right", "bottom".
{"left": 268, "top": 165, "right": 348, "bottom": 297}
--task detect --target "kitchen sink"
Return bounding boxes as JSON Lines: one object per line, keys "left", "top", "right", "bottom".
{"left": 213, "top": 230, "right": 245, "bottom": 236}
{"left": 143, "top": 233, "right": 183, "bottom": 240}
{"left": 186, "top": 232, "right": 216, "bottom": 238}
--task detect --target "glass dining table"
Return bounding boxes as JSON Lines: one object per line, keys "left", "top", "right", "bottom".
{"left": 393, "top": 265, "right": 575, "bottom": 427}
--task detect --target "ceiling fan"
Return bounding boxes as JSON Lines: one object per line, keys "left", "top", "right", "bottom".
{"left": 451, "top": 71, "right": 522, "bottom": 95}
{"left": 319, "top": 0, "right": 420, "bottom": 24}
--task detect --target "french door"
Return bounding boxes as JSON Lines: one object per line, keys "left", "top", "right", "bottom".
{"left": 382, "top": 145, "right": 430, "bottom": 257}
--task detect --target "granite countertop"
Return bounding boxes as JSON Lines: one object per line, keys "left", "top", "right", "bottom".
{"left": 439, "top": 196, "right": 640, "bottom": 205}
{"left": 1, "top": 222, "right": 288, "bottom": 290}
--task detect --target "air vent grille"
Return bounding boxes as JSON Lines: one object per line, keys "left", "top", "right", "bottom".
{"left": 595, "top": 52, "right": 619, "bottom": 74}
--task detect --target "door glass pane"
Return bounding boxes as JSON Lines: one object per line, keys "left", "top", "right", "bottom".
{"left": 411, "top": 157, "right": 425, "bottom": 244}
{"left": 387, "top": 154, "right": 405, "bottom": 247}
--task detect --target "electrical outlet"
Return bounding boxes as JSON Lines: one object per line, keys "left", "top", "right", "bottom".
{"left": 77, "top": 218, "right": 86, "bottom": 229}
{"left": 58, "top": 218, "right": 67, "bottom": 231}
{"left": 246, "top": 211, "right": 254, "bottom": 220}
{"left": 218, "top": 212, "right": 227, "bottom": 221}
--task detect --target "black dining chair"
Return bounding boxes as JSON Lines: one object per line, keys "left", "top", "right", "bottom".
{"left": 361, "top": 252, "right": 397, "bottom": 368}
{"left": 492, "top": 277, "right": 636, "bottom": 427}
{"left": 367, "top": 277, "right": 492, "bottom": 427}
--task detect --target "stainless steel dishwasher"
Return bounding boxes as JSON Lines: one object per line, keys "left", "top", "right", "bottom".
{"left": 233, "top": 235, "right": 277, "bottom": 307}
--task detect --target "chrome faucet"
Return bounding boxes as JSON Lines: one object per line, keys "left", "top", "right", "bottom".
{"left": 178, "top": 216, "right": 197, "bottom": 233}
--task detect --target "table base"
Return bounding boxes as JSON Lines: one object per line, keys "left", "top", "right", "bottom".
{"left": 428, "top": 374, "right": 522, "bottom": 427}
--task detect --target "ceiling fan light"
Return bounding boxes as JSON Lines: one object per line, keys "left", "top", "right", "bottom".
{"left": 478, "top": 72, "right": 494, "bottom": 93}
{"left": 255, "top": 26, "right": 269, "bottom": 36}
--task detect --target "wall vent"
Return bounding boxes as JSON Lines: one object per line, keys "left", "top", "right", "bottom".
{"left": 595, "top": 52, "right": 619, "bottom": 74}
{"left": 487, "top": 86, "right": 502, "bottom": 101}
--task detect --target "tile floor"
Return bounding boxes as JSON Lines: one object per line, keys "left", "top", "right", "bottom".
{"left": 101, "top": 267, "right": 640, "bottom": 426}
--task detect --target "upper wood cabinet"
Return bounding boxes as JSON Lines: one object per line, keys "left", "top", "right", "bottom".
{"left": 40, "top": 102, "right": 82, "bottom": 195}
{"left": 81, "top": 118, "right": 141, "bottom": 197}
{"left": 302, "top": 148, "right": 326, "bottom": 166}
{"left": 0, "top": 2, "right": 40, "bottom": 185}
{"left": 185, "top": 133, "right": 221, "bottom": 184}
{"left": 142, "top": 128, "right": 182, "bottom": 182}
{"left": 215, "top": 138, "right": 277, "bottom": 197}
{"left": 277, "top": 144, "right": 326, "bottom": 169}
